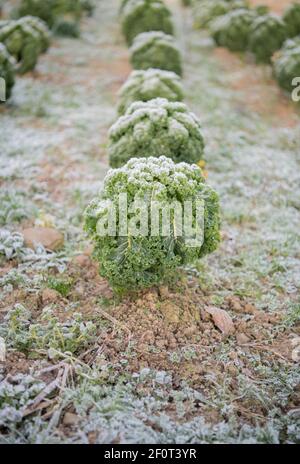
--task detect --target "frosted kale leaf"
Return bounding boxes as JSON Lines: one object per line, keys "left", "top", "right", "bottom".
{"left": 21, "top": 15, "right": 51, "bottom": 53}
{"left": 13, "top": 0, "right": 56, "bottom": 27}
{"left": 283, "top": 2, "right": 300, "bottom": 39}
{"left": 0, "top": 42, "right": 15, "bottom": 101}
{"left": 248, "top": 14, "right": 287, "bottom": 63}
{"left": 121, "top": 0, "right": 174, "bottom": 46}
{"left": 129, "top": 31, "right": 182, "bottom": 76}
{"left": 0, "top": 19, "right": 41, "bottom": 74}
{"left": 109, "top": 98, "right": 205, "bottom": 167}
{"left": 210, "top": 8, "right": 257, "bottom": 52}
{"left": 117, "top": 68, "right": 184, "bottom": 115}
{"left": 273, "top": 38, "right": 300, "bottom": 92}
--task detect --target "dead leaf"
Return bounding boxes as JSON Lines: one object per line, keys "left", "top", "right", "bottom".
{"left": 205, "top": 306, "right": 235, "bottom": 335}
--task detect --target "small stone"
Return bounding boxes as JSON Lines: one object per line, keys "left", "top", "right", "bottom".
{"left": 236, "top": 333, "right": 250, "bottom": 345}
{"left": 23, "top": 227, "right": 64, "bottom": 251}
{"left": 206, "top": 306, "right": 235, "bottom": 335}
{"left": 63, "top": 412, "right": 79, "bottom": 426}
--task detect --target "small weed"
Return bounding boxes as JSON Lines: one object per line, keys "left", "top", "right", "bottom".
{"left": 46, "top": 275, "right": 73, "bottom": 297}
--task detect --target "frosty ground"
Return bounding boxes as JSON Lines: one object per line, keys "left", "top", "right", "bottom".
{"left": 0, "top": 0, "right": 299, "bottom": 444}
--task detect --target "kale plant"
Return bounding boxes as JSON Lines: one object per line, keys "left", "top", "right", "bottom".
{"left": 108, "top": 98, "right": 205, "bottom": 167}
{"left": 129, "top": 31, "right": 182, "bottom": 76}
{"left": 84, "top": 156, "right": 220, "bottom": 292}
{"left": 121, "top": 0, "right": 174, "bottom": 45}
{"left": 14, "top": 0, "right": 86, "bottom": 29}
{"left": 13, "top": 0, "right": 56, "bottom": 27}
{"left": 248, "top": 14, "right": 287, "bottom": 63}
{"left": 117, "top": 68, "right": 184, "bottom": 115}
{"left": 210, "top": 8, "right": 257, "bottom": 52}
{"left": 193, "top": 0, "right": 234, "bottom": 30}
{"left": 273, "top": 38, "right": 300, "bottom": 92}
{"left": 0, "top": 19, "right": 41, "bottom": 74}
{"left": 21, "top": 16, "right": 51, "bottom": 53}
{"left": 0, "top": 42, "right": 15, "bottom": 101}
{"left": 283, "top": 2, "right": 300, "bottom": 39}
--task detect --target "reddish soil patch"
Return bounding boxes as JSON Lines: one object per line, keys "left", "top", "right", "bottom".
{"left": 249, "top": 0, "right": 293, "bottom": 15}
{"left": 213, "top": 48, "right": 299, "bottom": 127}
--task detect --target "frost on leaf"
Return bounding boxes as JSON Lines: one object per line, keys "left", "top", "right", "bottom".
{"left": 109, "top": 98, "right": 205, "bottom": 168}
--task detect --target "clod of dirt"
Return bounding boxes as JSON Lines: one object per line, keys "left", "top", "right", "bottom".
{"left": 22, "top": 227, "right": 64, "bottom": 251}
{"left": 41, "top": 288, "right": 61, "bottom": 305}
{"left": 72, "top": 254, "right": 92, "bottom": 267}
{"left": 236, "top": 332, "right": 251, "bottom": 345}
{"left": 63, "top": 412, "right": 79, "bottom": 427}
{"left": 226, "top": 295, "right": 244, "bottom": 313}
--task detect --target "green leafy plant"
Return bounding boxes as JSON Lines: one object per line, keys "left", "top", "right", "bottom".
{"left": 0, "top": 189, "right": 36, "bottom": 225}
{"left": 254, "top": 5, "right": 269, "bottom": 16}
{"left": 0, "top": 374, "right": 46, "bottom": 428}
{"left": 194, "top": 0, "right": 230, "bottom": 30}
{"left": 0, "top": 19, "right": 41, "bottom": 74}
{"left": 46, "top": 275, "right": 73, "bottom": 297}
{"left": 14, "top": 0, "right": 86, "bottom": 29}
{"left": 21, "top": 16, "right": 51, "bottom": 53}
{"left": 121, "top": 0, "right": 174, "bottom": 45}
{"left": 193, "top": 0, "right": 250, "bottom": 30}
{"left": 84, "top": 156, "right": 221, "bottom": 293}
{"left": 273, "top": 38, "right": 300, "bottom": 93}
{"left": 1, "top": 304, "right": 97, "bottom": 355}
{"left": 0, "top": 229, "right": 25, "bottom": 260}
{"left": 117, "top": 68, "right": 184, "bottom": 115}
{"left": 248, "top": 14, "right": 287, "bottom": 63}
{"left": 52, "top": 18, "right": 80, "bottom": 37}
{"left": 210, "top": 8, "right": 257, "bottom": 51}
{"left": 283, "top": 2, "right": 300, "bottom": 39}
{"left": 129, "top": 31, "right": 182, "bottom": 76}
{"left": 0, "top": 42, "right": 15, "bottom": 101}
{"left": 80, "top": 0, "right": 95, "bottom": 16}
{"left": 13, "top": 0, "right": 56, "bottom": 27}
{"left": 109, "top": 98, "right": 205, "bottom": 167}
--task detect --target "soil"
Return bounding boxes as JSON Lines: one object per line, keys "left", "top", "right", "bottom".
{"left": 249, "top": 0, "right": 292, "bottom": 15}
